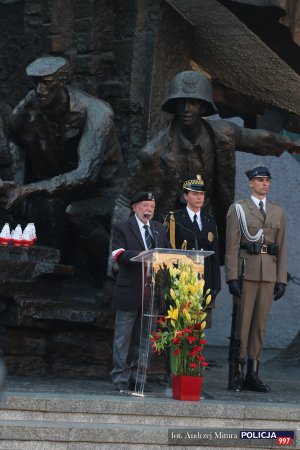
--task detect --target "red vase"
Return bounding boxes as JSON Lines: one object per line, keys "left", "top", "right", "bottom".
{"left": 172, "top": 375, "right": 203, "bottom": 401}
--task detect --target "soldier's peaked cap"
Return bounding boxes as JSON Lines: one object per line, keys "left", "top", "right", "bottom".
{"left": 130, "top": 192, "right": 155, "bottom": 205}
{"left": 26, "top": 56, "right": 69, "bottom": 77}
{"left": 245, "top": 164, "right": 271, "bottom": 180}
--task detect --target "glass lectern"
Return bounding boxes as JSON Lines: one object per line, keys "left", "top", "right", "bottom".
{"left": 130, "top": 248, "right": 214, "bottom": 397}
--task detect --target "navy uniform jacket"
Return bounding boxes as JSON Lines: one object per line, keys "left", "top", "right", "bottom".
{"left": 172, "top": 208, "right": 221, "bottom": 295}
{"left": 112, "top": 215, "right": 170, "bottom": 311}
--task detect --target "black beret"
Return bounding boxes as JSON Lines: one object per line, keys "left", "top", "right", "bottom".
{"left": 130, "top": 191, "right": 155, "bottom": 205}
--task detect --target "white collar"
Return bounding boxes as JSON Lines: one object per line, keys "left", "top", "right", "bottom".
{"left": 135, "top": 215, "right": 150, "bottom": 230}
{"left": 186, "top": 206, "right": 201, "bottom": 222}
{"left": 251, "top": 195, "right": 266, "bottom": 209}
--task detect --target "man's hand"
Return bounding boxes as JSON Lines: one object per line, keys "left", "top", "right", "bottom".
{"left": 273, "top": 282, "right": 286, "bottom": 301}
{"left": 227, "top": 279, "right": 241, "bottom": 297}
{"left": 0, "top": 181, "right": 23, "bottom": 210}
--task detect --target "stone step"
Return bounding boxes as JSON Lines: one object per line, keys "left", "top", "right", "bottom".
{"left": 1, "top": 392, "right": 300, "bottom": 427}
{"left": 0, "top": 420, "right": 295, "bottom": 450}
{"left": 0, "top": 393, "right": 298, "bottom": 449}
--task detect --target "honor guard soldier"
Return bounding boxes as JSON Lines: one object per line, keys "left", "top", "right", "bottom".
{"left": 225, "top": 164, "right": 287, "bottom": 392}
{"left": 167, "top": 175, "right": 221, "bottom": 328}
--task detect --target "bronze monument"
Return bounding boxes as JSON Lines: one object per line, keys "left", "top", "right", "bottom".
{"left": 1, "top": 56, "right": 122, "bottom": 279}
{"left": 112, "top": 71, "right": 299, "bottom": 262}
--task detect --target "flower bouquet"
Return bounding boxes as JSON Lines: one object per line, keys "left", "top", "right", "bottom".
{"left": 150, "top": 260, "right": 211, "bottom": 400}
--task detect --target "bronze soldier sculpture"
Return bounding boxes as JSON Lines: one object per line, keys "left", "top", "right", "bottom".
{"left": 0, "top": 56, "right": 122, "bottom": 278}
{"left": 112, "top": 71, "right": 298, "bottom": 265}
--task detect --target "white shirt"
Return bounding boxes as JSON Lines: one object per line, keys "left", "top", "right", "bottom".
{"left": 135, "top": 215, "right": 152, "bottom": 249}
{"left": 251, "top": 195, "right": 266, "bottom": 213}
{"left": 111, "top": 215, "right": 153, "bottom": 263}
{"left": 186, "top": 206, "right": 202, "bottom": 231}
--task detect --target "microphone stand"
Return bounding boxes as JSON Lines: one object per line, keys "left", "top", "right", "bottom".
{"left": 168, "top": 213, "right": 199, "bottom": 251}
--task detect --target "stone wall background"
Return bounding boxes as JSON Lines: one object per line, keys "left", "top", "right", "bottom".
{"left": 0, "top": 0, "right": 299, "bottom": 377}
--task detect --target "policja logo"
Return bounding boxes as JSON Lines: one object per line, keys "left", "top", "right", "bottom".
{"left": 240, "top": 430, "right": 294, "bottom": 440}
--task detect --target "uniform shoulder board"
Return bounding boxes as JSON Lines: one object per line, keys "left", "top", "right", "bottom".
{"left": 268, "top": 199, "right": 281, "bottom": 206}
{"left": 226, "top": 203, "right": 235, "bottom": 217}
{"left": 227, "top": 199, "right": 245, "bottom": 217}
{"left": 202, "top": 210, "right": 214, "bottom": 218}
{"left": 202, "top": 211, "right": 215, "bottom": 222}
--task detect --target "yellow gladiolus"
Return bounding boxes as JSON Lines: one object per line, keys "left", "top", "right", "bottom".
{"left": 183, "top": 285, "right": 189, "bottom": 295}
{"left": 195, "top": 278, "right": 204, "bottom": 295}
{"left": 201, "top": 321, "right": 206, "bottom": 330}
{"left": 170, "top": 288, "right": 176, "bottom": 300}
{"left": 166, "top": 307, "right": 178, "bottom": 320}
{"left": 188, "top": 283, "right": 196, "bottom": 294}
{"left": 205, "top": 295, "right": 212, "bottom": 305}
{"left": 183, "top": 308, "right": 191, "bottom": 322}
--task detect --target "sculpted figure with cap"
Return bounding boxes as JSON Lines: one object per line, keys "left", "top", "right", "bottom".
{"left": 112, "top": 70, "right": 298, "bottom": 262}
{"left": 0, "top": 55, "right": 122, "bottom": 277}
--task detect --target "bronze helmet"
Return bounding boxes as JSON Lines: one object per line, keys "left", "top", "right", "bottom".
{"left": 161, "top": 71, "right": 217, "bottom": 116}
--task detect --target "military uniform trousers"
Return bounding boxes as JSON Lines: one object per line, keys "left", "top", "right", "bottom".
{"left": 234, "top": 280, "right": 275, "bottom": 360}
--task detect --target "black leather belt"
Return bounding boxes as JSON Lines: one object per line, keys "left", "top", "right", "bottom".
{"left": 240, "top": 243, "right": 278, "bottom": 255}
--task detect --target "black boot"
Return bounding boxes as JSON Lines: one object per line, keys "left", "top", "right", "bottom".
{"left": 228, "top": 359, "right": 244, "bottom": 392}
{"left": 243, "top": 359, "right": 271, "bottom": 392}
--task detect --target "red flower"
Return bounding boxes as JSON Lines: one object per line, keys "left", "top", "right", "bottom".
{"left": 183, "top": 327, "right": 192, "bottom": 334}
{"left": 187, "top": 335, "right": 196, "bottom": 344}
{"left": 157, "top": 318, "right": 165, "bottom": 325}
{"left": 189, "top": 363, "right": 197, "bottom": 369}
{"left": 200, "top": 361, "right": 208, "bottom": 367}
{"left": 193, "top": 346, "right": 202, "bottom": 352}
{"left": 172, "top": 337, "right": 181, "bottom": 345}
{"left": 189, "top": 350, "right": 197, "bottom": 357}
{"left": 199, "top": 338, "right": 207, "bottom": 345}
{"left": 173, "top": 348, "right": 181, "bottom": 355}
{"left": 197, "top": 355, "right": 205, "bottom": 361}
{"left": 194, "top": 323, "right": 202, "bottom": 330}
{"left": 175, "top": 331, "right": 183, "bottom": 338}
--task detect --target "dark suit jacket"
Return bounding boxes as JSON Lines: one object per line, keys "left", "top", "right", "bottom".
{"left": 112, "top": 214, "right": 170, "bottom": 311}
{"left": 172, "top": 208, "right": 221, "bottom": 295}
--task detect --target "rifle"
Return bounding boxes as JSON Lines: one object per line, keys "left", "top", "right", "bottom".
{"left": 228, "top": 258, "right": 245, "bottom": 391}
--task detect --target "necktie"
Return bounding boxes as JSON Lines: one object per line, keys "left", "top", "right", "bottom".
{"left": 193, "top": 213, "right": 201, "bottom": 231}
{"left": 259, "top": 201, "right": 266, "bottom": 221}
{"left": 143, "top": 224, "right": 154, "bottom": 250}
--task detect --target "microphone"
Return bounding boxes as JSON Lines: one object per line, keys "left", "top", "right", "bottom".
{"left": 152, "top": 228, "right": 159, "bottom": 248}
{"left": 168, "top": 212, "right": 199, "bottom": 251}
